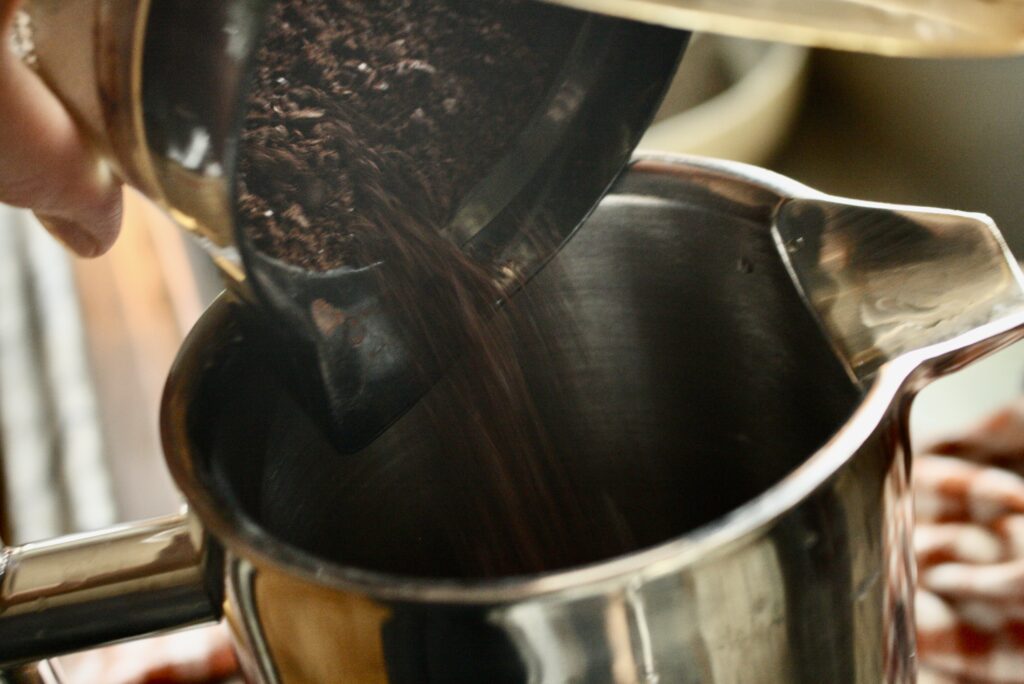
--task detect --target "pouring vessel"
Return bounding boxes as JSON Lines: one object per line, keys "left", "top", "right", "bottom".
{"left": 12, "top": 0, "right": 688, "bottom": 447}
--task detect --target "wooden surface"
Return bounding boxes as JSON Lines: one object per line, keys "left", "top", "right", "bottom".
{"left": 72, "top": 189, "right": 213, "bottom": 520}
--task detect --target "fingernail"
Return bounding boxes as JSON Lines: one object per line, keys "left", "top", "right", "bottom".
{"left": 36, "top": 215, "right": 102, "bottom": 257}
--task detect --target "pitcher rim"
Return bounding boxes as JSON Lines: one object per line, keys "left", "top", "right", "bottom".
{"left": 160, "top": 154, "right": 1024, "bottom": 605}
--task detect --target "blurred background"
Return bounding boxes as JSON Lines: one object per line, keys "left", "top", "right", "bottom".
{"left": 0, "top": 38, "right": 1022, "bottom": 681}
{"left": 642, "top": 39, "right": 1024, "bottom": 446}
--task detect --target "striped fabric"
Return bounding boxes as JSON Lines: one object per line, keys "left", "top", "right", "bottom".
{"left": 59, "top": 626, "right": 238, "bottom": 684}
{"left": 917, "top": 397, "right": 1024, "bottom": 683}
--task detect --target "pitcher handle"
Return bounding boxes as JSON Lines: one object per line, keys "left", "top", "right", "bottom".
{"left": 0, "top": 509, "right": 219, "bottom": 666}
{"left": 773, "top": 197, "right": 1024, "bottom": 385}
{"left": 1, "top": 659, "right": 64, "bottom": 684}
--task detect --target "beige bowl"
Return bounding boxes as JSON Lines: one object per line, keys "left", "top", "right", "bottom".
{"left": 640, "top": 35, "right": 809, "bottom": 165}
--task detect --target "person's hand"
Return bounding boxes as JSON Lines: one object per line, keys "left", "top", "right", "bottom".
{"left": 0, "top": 0, "right": 122, "bottom": 256}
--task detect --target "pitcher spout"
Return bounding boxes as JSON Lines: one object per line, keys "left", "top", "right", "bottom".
{"left": 773, "top": 197, "right": 1024, "bottom": 384}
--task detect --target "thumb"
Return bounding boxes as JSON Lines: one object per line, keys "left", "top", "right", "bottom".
{"left": 0, "top": 1, "right": 123, "bottom": 257}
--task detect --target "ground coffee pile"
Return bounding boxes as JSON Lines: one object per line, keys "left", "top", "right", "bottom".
{"left": 237, "top": 0, "right": 566, "bottom": 270}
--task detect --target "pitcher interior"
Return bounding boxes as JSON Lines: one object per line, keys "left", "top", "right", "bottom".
{"left": 186, "top": 170, "right": 864, "bottom": 579}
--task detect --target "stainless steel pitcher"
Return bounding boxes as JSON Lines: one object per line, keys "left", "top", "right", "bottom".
{"left": 2, "top": 155, "right": 1023, "bottom": 682}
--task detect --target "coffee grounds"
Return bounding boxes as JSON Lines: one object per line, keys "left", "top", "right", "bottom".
{"left": 232, "top": 0, "right": 630, "bottom": 577}
{"left": 237, "top": 0, "right": 568, "bottom": 270}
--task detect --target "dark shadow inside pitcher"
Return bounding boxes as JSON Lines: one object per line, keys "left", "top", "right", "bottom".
{"left": 186, "top": 170, "right": 864, "bottom": 580}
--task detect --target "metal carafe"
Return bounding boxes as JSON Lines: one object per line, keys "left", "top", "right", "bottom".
{"left": 1, "top": 155, "right": 1023, "bottom": 682}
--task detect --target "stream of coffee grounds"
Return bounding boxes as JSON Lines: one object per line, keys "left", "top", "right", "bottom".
{"left": 236, "top": 0, "right": 635, "bottom": 576}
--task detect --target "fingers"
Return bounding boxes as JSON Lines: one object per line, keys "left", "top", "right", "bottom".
{"left": 0, "top": 1, "right": 123, "bottom": 256}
